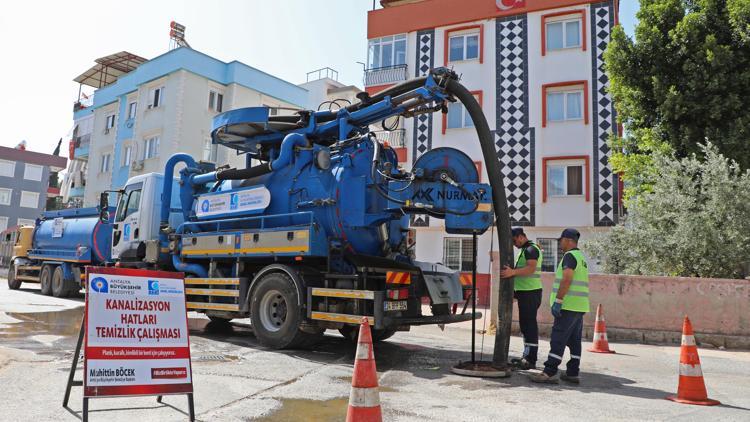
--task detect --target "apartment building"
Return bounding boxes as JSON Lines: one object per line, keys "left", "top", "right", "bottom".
{"left": 66, "top": 48, "right": 357, "bottom": 207}
{"left": 365, "top": 0, "right": 621, "bottom": 277}
{"left": 0, "top": 145, "right": 67, "bottom": 231}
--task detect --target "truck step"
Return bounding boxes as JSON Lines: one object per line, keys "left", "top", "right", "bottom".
{"left": 311, "top": 288, "right": 375, "bottom": 300}
{"left": 310, "top": 311, "right": 375, "bottom": 325}
{"left": 184, "top": 278, "right": 241, "bottom": 285}
{"left": 186, "top": 302, "right": 240, "bottom": 312}
{"left": 185, "top": 288, "right": 239, "bottom": 297}
{"left": 15, "top": 275, "right": 39, "bottom": 282}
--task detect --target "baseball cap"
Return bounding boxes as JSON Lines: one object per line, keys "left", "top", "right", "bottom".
{"left": 559, "top": 228, "right": 580, "bottom": 241}
{"left": 511, "top": 227, "right": 525, "bottom": 237}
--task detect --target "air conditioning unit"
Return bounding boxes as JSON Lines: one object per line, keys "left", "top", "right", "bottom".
{"left": 131, "top": 160, "right": 144, "bottom": 171}
{"left": 104, "top": 128, "right": 110, "bottom": 134}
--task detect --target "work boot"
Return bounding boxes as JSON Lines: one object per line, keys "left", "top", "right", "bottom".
{"left": 560, "top": 372, "right": 580, "bottom": 384}
{"left": 510, "top": 357, "right": 536, "bottom": 370}
{"left": 530, "top": 372, "right": 559, "bottom": 384}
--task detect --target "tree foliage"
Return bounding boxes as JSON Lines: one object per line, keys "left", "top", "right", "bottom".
{"left": 605, "top": 0, "right": 750, "bottom": 178}
{"left": 584, "top": 144, "right": 750, "bottom": 279}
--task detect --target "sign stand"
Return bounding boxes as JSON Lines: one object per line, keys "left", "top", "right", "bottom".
{"left": 63, "top": 268, "right": 196, "bottom": 421}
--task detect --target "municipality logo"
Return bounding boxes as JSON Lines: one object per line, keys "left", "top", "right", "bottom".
{"left": 201, "top": 199, "right": 210, "bottom": 212}
{"left": 90, "top": 277, "right": 109, "bottom": 293}
{"left": 148, "top": 280, "right": 160, "bottom": 296}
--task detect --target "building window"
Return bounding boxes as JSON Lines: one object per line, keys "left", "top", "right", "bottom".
{"left": 0, "top": 188, "right": 11, "bottom": 205}
{"left": 542, "top": 10, "right": 586, "bottom": 56}
{"left": 443, "top": 237, "right": 475, "bottom": 272}
{"left": 17, "top": 218, "right": 35, "bottom": 227}
{"left": 202, "top": 138, "right": 217, "bottom": 162}
{"left": 128, "top": 101, "right": 137, "bottom": 119}
{"left": 547, "top": 90, "right": 583, "bottom": 122}
{"left": 263, "top": 104, "right": 279, "bottom": 116}
{"left": 0, "top": 217, "right": 7, "bottom": 232}
{"left": 443, "top": 91, "right": 482, "bottom": 133}
{"left": 537, "top": 238, "right": 562, "bottom": 272}
{"left": 368, "top": 34, "right": 407, "bottom": 69}
{"left": 149, "top": 87, "right": 164, "bottom": 108}
{"left": 445, "top": 25, "right": 483, "bottom": 65}
{"left": 208, "top": 90, "right": 224, "bottom": 112}
{"left": 144, "top": 136, "right": 160, "bottom": 160}
{"left": 23, "top": 164, "right": 43, "bottom": 181}
{"left": 105, "top": 114, "right": 116, "bottom": 129}
{"left": 20, "top": 191, "right": 39, "bottom": 208}
{"left": 122, "top": 146, "right": 132, "bottom": 167}
{"left": 0, "top": 160, "right": 14, "bottom": 177}
{"left": 542, "top": 81, "right": 589, "bottom": 127}
{"left": 542, "top": 156, "right": 590, "bottom": 202}
{"left": 100, "top": 154, "right": 111, "bottom": 173}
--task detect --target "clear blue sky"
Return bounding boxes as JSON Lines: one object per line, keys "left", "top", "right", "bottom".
{"left": 0, "top": 0, "right": 639, "bottom": 155}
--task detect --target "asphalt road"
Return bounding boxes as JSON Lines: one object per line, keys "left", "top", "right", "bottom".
{"left": 0, "top": 280, "right": 748, "bottom": 421}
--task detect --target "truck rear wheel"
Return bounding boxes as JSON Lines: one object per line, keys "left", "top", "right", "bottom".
{"left": 249, "top": 272, "right": 323, "bottom": 349}
{"left": 7, "top": 262, "right": 21, "bottom": 290}
{"left": 52, "top": 266, "right": 69, "bottom": 298}
{"left": 40, "top": 265, "right": 53, "bottom": 296}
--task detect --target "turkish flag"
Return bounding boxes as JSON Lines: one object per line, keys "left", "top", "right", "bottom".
{"left": 496, "top": 0, "right": 526, "bottom": 11}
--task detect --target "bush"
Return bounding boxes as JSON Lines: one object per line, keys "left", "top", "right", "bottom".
{"left": 584, "top": 144, "right": 750, "bottom": 279}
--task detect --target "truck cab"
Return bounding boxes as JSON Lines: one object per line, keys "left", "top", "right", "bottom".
{"left": 111, "top": 173, "right": 182, "bottom": 264}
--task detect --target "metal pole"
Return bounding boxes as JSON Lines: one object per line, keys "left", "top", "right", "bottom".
{"left": 471, "top": 231, "right": 477, "bottom": 363}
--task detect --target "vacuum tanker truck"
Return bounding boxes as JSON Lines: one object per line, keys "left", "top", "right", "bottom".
{"left": 11, "top": 69, "right": 514, "bottom": 349}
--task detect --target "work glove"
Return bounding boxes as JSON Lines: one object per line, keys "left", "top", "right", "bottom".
{"left": 551, "top": 301, "right": 563, "bottom": 318}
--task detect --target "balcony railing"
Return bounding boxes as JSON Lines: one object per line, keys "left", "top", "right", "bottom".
{"left": 364, "top": 64, "right": 408, "bottom": 87}
{"left": 371, "top": 129, "right": 406, "bottom": 148}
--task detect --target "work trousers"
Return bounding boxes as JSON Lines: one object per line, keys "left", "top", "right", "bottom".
{"left": 514, "top": 288, "right": 542, "bottom": 364}
{"left": 543, "top": 310, "right": 584, "bottom": 377}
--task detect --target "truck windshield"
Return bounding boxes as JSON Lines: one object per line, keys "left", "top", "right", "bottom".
{"left": 115, "top": 189, "right": 142, "bottom": 222}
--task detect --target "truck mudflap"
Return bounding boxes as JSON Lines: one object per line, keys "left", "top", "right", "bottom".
{"left": 382, "top": 311, "right": 482, "bottom": 327}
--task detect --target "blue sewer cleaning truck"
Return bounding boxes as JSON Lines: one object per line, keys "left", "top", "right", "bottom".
{"left": 10, "top": 69, "right": 515, "bottom": 349}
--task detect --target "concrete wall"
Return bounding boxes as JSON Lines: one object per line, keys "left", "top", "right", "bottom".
{"left": 489, "top": 254, "right": 750, "bottom": 348}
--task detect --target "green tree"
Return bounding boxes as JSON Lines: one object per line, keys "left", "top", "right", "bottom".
{"left": 605, "top": 0, "right": 750, "bottom": 189}
{"left": 584, "top": 144, "right": 750, "bottom": 279}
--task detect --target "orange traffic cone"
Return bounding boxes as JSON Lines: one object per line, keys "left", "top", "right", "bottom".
{"left": 588, "top": 304, "right": 615, "bottom": 353}
{"left": 666, "top": 316, "right": 721, "bottom": 406}
{"left": 346, "top": 317, "right": 382, "bottom": 422}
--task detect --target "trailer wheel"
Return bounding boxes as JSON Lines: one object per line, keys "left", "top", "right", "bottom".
{"left": 249, "top": 272, "right": 323, "bottom": 349}
{"left": 7, "top": 262, "right": 22, "bottom": 290}
{"left": 65, "top": 267, "right": 82, "bottom": 297}
{"left": 40, "top": 265, "right": 54, "bottom": 296}
{"left": 339, "top": 326, "right": 397, "bottom": 343}
{"left": 52, "top": 266, "right": 68, "bottom": 298}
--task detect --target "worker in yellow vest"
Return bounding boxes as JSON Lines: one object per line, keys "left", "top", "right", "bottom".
{"left": 500, "top": 227, "right": 543, "bottom": 369}
{"left": 532, "top": 228, "right": 589, "bottom": 385}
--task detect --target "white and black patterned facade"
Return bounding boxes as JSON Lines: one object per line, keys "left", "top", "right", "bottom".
{"left": 495, "top": 15, "right": 535, "bottom": 226}
{"left": 411, "top": 29, "right": 435, "bottom": 227}
{"left": 591, "top": 1, "right": 618, "bottom": 226}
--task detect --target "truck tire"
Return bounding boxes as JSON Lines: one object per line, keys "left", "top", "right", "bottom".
{"left": 66, "top": 267, "right": 82, "bottom": 297}
{"left": 7, "top": 262, "right": 22, "bottom": 290}
{"left": 52, "top": 266, "right": 67, "bottom": 298}
{"left": 40, "top": 265, "right": 54, "bottom": 296}
{"left": 249, "top": 272, "right": 323, "bottom": 349}
{"left": 339, "top": 326, "right": 397, "bottom": 343}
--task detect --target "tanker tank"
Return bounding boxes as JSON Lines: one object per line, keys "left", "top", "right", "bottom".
{"left": 30, "top": 207, "right": 113, "bottom": 264}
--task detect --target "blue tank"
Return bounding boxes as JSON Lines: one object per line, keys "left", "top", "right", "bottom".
{"left": 30, "top": 207, "right": 113, "bottom": 264}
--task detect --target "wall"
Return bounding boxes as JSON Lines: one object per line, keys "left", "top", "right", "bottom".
{"left": 490, "top": 254, "right": 750, "bottom": 348}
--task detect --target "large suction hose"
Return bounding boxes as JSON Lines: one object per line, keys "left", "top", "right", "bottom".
{"left": 445, "top": 79, "right": 515, "bottom": 370}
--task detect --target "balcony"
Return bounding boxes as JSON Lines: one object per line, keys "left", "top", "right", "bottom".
{"left": 364, "top": 64, "right": 408, "bottom": 88}
{"left": 372, "top": 129, "right": 407, "bottom": 162}
{"left": 73, "top": 135, "right": 91, "bottom": 160}
{"left": 68, "top": 186, "right": 85, "bottom": 198}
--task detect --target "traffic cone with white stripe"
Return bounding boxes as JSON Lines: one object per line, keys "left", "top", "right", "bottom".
{"left": 346, "top": 317, "right": 382, "bottom": 422}
{"left": 588, "top": 304, "right": 615, "bottom": 353}
{"left": 666, "top": 316, "right": 720, "bottom": 406}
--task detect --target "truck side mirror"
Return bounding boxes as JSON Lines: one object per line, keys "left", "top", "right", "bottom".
{"left": 99, "top": 192, "right": 109, "bottom": 223}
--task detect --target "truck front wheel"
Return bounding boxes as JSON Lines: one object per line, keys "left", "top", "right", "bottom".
{"left": 40, "top": 265, "right": 54, "bottom": 296}
{"left": 7, "top": 262, "right": 21, "bottom": 290}
{"left": 249, "top": 272, "right": 323, "bottom": 349}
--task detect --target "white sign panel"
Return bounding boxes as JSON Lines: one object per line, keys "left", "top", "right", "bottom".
{"left": 84, "top": 268, "right": 192, "bottom": 397}
{"left": 195, "top": 185, "right": 271, "bottom": 218}
{"left": 52, "top": 217, "right": 64, "bottom": 238}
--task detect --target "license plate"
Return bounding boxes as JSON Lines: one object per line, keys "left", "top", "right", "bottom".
{"left": 384, "top": 300, "right": 408, "bottom": 311}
